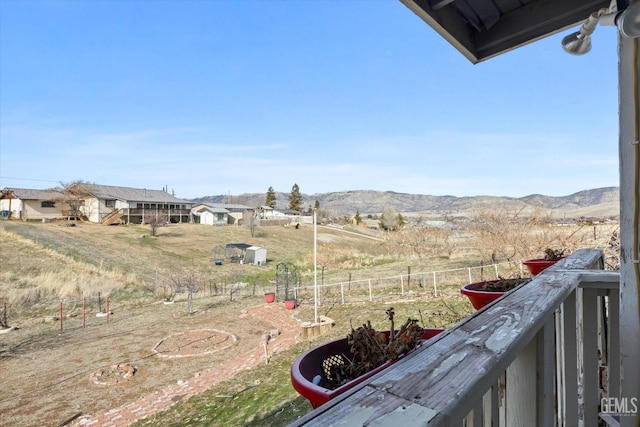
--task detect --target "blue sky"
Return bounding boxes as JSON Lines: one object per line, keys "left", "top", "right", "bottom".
{"left": 0, "top": 0, "right": 620, "bottom": 200}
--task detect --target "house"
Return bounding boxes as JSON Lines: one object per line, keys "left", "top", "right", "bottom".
{"left": 241, "top": 207, "right": 314, "bottom": 227}
{"left": 0, "top": 188, "right": 65, "bottom": 221}
{"left": 255, "top": 205, "right": 275, "bottom": 219}
{"left": 191, "top": 204, "right": 229, "bottom": 226}
{"left": 1, "top": 184, "right": 193, "bottom": 225}
{"left": 73, "top": 184, "right": 193, "bottom": 225}
{"left": 190, "top": 203, "right": 251, "bottom": 225}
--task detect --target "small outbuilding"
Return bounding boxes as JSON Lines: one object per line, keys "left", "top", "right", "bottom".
{"left": 244, "top": 246, "right": 267, "bottom": 266}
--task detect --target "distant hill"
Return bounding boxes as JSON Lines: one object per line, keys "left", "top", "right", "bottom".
{"left": 191, "top": 187, "right": 620, "bottom": 219}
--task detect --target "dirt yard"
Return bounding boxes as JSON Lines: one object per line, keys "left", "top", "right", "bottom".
{"left": 0, "top": 296, "right": 302, "bottom": 427}
{"left": 0, "top": 221, "right": 399, "bottom": 427}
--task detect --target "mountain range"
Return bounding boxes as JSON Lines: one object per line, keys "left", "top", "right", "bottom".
{"left": 191, "top": 187, "right": 620, "bottom": 219}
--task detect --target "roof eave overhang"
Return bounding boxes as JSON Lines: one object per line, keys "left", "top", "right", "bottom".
{"left": 400, "top": 0, "right": 612, "bottom": 63}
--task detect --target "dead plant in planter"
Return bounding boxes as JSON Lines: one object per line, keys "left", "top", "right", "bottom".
{"left": 543, "top": 248, "right": 566, "bottom": 261}
{"left": 324, "top": 307, "right": 424, "bottom": 390}
{"left": 479, "top": 276, "right": 531, "bottom": 292}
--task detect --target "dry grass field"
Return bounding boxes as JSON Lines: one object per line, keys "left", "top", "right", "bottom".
{"left": 0, "top": 218, "right": 619, "bottom": 426}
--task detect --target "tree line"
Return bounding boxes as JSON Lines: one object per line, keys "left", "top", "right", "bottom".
{"left": 265, "top": 184, "right": 319, "bottom": 214}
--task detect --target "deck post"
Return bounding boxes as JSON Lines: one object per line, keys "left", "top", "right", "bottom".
{"left": 617, "top": 32, "right": 640, "bottom": 427}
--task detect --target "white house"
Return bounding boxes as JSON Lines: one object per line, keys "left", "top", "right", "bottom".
{"left": 191, "top": 203, "right": 251, "bottom": 225}
{"left": 191, "top": 204, "right": 229, "bottom": 225}
{"left": 1, "top": 184, "right": 193, "bottom": 225}
{"left": 0, "top": 188, "right": 65, "bottom": 221}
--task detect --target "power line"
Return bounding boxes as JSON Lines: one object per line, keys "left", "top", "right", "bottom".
{"left": 0, "top": 176, "right": 60, "bottom": 183}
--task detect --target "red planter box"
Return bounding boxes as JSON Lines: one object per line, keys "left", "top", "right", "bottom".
{"left": 290, "top": 328, "right": 445, "bottom": 408}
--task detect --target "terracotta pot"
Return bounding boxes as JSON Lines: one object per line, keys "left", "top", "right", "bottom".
{"left": 264, "top": 292, "right": 276, "bottom": 303}
{"left": 284, "top": 299, "right": 296, "bottom": 309}
{"left": 291, "top": 328, "right": 445, "bottom": 408}
{"left": 522, "top": 258, "right": 561, "bottom": 275}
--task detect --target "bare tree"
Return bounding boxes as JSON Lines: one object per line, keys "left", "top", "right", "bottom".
{"left": 163, "top": 273, "right": 202, "bottom": 313}
{"left": 248, "top": 211, "right": 256, "bottom": 238}
{"left": 467, "top": 208, "right": 589, "bottom": 264}
{"left": 53, "top": 180, "right": 91, "bottom": 221}
{"left": 390, "top": 222, "right": 454, "bottom": 294}
{"left": 604, "top": 226, "right": 620, "bottom": 270}
{"left": 144, "top": 211, "right": 169, "bottom": 237}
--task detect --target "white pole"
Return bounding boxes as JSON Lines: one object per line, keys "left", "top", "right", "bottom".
{"left": 432, "top": 271, "right": 438, "bottom": 297}
{"left": 313, "top": 211, "right": 318, "bottom": 324}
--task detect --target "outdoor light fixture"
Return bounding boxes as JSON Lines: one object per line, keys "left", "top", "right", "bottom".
{"left": 561, "top": 9, "right": 608, "bottom": 55}
{"left": 563, "top": 2, "right": 640, "bottom": 55}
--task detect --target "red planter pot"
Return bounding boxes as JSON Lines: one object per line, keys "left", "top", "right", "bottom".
{"left": 460, "top": 280, "right": 512, "bottom": 310}
{"left": 522, "top": 258, "right": 560, "bottom": 275}
{"left": 290, "top": 328, "right": 445, "bottom": 408}
{"left": 264, "top": 292, "right": 276, "bottom": 303}
{"left": 284, "top": 299, "right": 296, "bottom": 309}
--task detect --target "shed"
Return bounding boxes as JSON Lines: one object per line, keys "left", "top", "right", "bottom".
{"left": 244, "top": 246, "right": 267, "bottom": 266}
{"left": 194, "top": 206, "right": 228, "bottom": 225}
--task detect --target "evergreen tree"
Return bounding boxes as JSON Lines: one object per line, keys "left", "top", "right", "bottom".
{"left": 265, "top": 186, "right": 276, "bottom": 209}
{"left": 288, "top": 183, "right": 303, "bottom": 211}
{"left": 354, "top": 210, "right": 362, "bottom": 225}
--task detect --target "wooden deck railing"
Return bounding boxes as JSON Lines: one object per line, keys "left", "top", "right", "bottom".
{"left": 291, "top": 249, "right": 623, "bottom": 427}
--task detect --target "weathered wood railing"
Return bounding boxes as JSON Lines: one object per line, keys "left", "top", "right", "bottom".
{"left": 291, "top": 249, "right": 622, "bottom": 426}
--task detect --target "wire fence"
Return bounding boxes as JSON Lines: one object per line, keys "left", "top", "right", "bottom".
{"left": 291, "top": 261, "right": 522, "bottom": 306}
{"left": 0, "top": 260, "right": 523, "bottom": 333}
{"left": 1, "top": 293, "right": 118, "bottom": 333}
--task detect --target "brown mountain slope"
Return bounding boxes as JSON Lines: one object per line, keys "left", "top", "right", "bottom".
{"left": 192, "top": 187, "right": 619, "bottom": 219}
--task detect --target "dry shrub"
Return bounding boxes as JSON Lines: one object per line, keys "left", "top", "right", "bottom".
{"left": 389, "top": 225, "right": 454, "bottom": 261}
{"left": 466, "top": 208, "right": 595, "bottom": 263}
